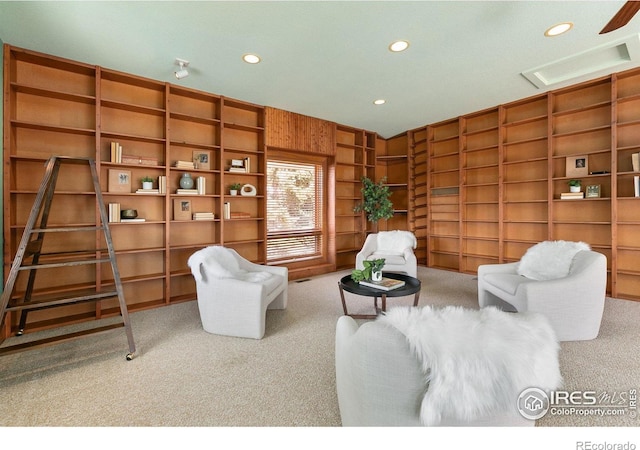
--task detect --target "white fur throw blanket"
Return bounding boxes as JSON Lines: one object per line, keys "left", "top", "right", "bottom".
{"left": 378, "top": 306, "right": 563, "bottom": 425}
{"left": 187, "top": 246, "right": 272, "bottom": 283}
{"left": 517, "top": 240, "right": 590, "bottom": 280}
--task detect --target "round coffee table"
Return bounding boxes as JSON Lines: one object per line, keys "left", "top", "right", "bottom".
{"left": 338, "top": 272, "right": 421, "bottom": 319}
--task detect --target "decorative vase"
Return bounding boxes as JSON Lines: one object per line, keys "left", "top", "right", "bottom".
{"left": 230, "top": 190, "right": 238, "bottom": 196}
{"left": 180, "top": 173, "right": 194, "bottom": 189}
{"left": 570, "top": 185, "right": 580, "bottom": 193}
{"left": 142, "top": 181, "right": 153, "bottom": 190}
{"left": 372, "top": 270, "right": 383, "bottom": 282}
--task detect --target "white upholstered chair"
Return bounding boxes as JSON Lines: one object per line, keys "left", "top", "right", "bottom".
{"left": 188, "top": 246, "right": 288, "bottom": 339}
{"left": 477, "top": 240, "right": 606, "bottom": 341}
{"left": 335, "top": 306, "right": 562, "bottom": 426}
{"left": 356, "top": 230, "right": 418, "bottom": 278}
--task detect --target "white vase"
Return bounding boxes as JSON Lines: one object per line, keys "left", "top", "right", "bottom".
{"left": 570, "top": 185, "right": 580, "bottom": 193}
{"left": 372, "top": 270, "right": 382, "bottom": 282}
{"left": 142, "top": 181, "right": 153, "bottom": 190}
{"left": 230, "top": 190, "right": 238, "bottom": 196}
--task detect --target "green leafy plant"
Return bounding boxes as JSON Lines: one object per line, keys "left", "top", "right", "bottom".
{"left": 351, "top": 258, "right": 385, "bottom": 282}
{"left": 229, "top": 182, "right": 242, "bottom": 191}
{"left": 353, "top": 176, "right": 394, "bottom": 223}
{"left": 568, "top": 179, "right": 581, "bottom": 187}
{"left": 140, "top": 176, "right": 154, "bottom": 183}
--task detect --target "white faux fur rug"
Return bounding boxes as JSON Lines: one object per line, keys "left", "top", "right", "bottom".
{"left": 379, "top": 305, "right": 564, "bottom": 425}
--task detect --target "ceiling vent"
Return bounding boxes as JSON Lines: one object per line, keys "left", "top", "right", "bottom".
{"left": 522, "top": 34, "right": 640, "bottom": 89}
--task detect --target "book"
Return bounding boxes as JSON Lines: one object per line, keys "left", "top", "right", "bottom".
{"left": 120, "top": 218, "right": 146, "bottom": 222}
{"left": 560, "top": 192, "right": 584, "bottom": 199}
{"left": 136, "top": 188, "right": 160, "bottom": 194}
{"left": 176, "top": 188, "right": 198, "bottom": 195}
{"left": 633, "top": 152, "right": 640, "bottom": 172}
{"left": 359, "top": 277, "right": 406, "bottom": 291}
{"left": 635, "top": 175, "right": 639, "bottom": 198}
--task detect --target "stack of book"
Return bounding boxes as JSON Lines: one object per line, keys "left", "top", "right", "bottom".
{"left": 359, "top": 277, "right": 406, "bottom": 291}
{"left": 108, "top": 203, "right": 121, "bottom": 223}
{"left": 560, "top": 192, "right": 584, "bottom": 200}
{"left": 136, "top": 188, "right": 160, "bottom": 194}
{"left": 223, "top": 202, "right": 231, "bottom": 219}
{"left": 174, "top": 160, "right": 195, "bottom": 169}
{"left": 196, "top": 176, "right": 206, "bottom": 195}
{"left": 110, "top": 142, "right": 123, "bottom": 163}
{"left": 230, "top": 212, "right": 251, "bottom": 219}
{"left": 193, "top": 212, "right": 215, "bottom": 221}
{"left": 176, "top": 188, "right": 198, "bottom": 195}
{"left": 158, "top": 175, "right": 167, "bottom": 194}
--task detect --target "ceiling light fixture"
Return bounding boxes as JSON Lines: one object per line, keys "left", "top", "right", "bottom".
{"left": 174, "top": 58, "right": 189, "bottom": 79}
{"left": 389, "top": 40, "right": 410, "bottom": 52}
{"left": 243, "top": 54, "right": 261, "bottom": 64}
{"left": 545, "top": 22, "right": 573, "bottom": 37}
{"left": 373, "top": 99, "right": 386, "bottom": 105}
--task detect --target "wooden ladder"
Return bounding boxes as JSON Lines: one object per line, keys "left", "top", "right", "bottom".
{"left": 0, "top": 156, "right": 136, "bottom": 360}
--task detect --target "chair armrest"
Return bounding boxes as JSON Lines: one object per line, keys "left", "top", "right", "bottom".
{"left": 478, "top": 262, "right": 518, "bottom": 277}
{"left": 356, "top": 234, "right": 378, "bottom": 270}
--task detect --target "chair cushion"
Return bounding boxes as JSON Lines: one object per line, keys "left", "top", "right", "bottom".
{"left": 369, "top": 252, "right": 406, "bottom": 266}
{"left": 517, "top": 240, "right": 590, "bottom": 281}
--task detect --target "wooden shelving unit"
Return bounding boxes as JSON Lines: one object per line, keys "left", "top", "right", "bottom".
{"left": 500, "top": 94, "right": 549, "bottom": 262}
{"left": 460, "top": 108, "right": 500, "bottom": 273}
{"left": 376, "top": 133, "right": 410, "bottom": 232}
{"left": 417, "top": 69, "right": 640, "bottom": 301}
{"left": 426, "top": 119, "right": 460, "bottom": 271}
{"left": 334, "top": 125, "right": 373, "bottom": 269}
{"left": 409, "top": 126, "right": 428, "bottom": 266}
{"left": 2, "top": 45, "right": 267, "bottom": 335}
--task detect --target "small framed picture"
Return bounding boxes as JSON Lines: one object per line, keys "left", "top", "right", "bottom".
{"left": 108, "top": 169, "right": 132, "bottom": 193}
{"left": 173, "top": 198, "right": 192, "bottom": 221}
{"left": 586, "top": 184, "right": 601, "bottom": 198}
{"left": 193, "top": 150, "right": 211, "bottom": 170}
{"left": 566, "top": 155, "right": 589, "bottom": 177}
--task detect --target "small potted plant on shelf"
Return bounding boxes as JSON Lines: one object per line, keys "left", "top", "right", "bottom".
{"left": 141, "top": 176, "right": 154, "bottom": 190}
{"left": 351, "top": 258, "right": 386, "bottom": 283}
{"left": 568, "top": 179, "right": 581, "bottom": 193}
{"left": 229, "top": 182, "right": 242, "bottom": 195}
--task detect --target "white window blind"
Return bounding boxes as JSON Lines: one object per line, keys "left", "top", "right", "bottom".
{"left": 266, "top": 160, "right": 323, "bottom": 262}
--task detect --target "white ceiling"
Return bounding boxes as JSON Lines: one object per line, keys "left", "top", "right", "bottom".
{"left": 1, "top": 1, "right": 639, "bottom": 138}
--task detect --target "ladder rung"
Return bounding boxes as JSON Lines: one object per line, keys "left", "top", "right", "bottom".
{"left": 30, "top": 226, "right": 105, "bottom": 233}
{"left": 0, "top": 322, "right": 125, "bottom": 357}
{"left": 18, "top": 258, "right": 112, "bottom": 271}
{"left": 7, "top": 290, "right": 119, "bottom": 312}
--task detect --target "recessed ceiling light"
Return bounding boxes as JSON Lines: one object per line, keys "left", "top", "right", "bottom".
{"left": 389, "top": 40, "right": 410, "bottom": 52}
{"left": 243, "top": 54, "right": 261, "bottom": 64}
{"left": 545, "top": 22, "right": 573, "bottom": 37}
{"left": 373, "top": 99, "right": 386, "bottom": 105}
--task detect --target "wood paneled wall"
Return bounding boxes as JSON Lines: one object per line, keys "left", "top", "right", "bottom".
{"left": 265, "top": 107, "right": 336, "bottom": 155}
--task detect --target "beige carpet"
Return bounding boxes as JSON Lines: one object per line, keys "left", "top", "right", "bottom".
{"left": 1, "top": 266, "right": 639, "bottom": 428}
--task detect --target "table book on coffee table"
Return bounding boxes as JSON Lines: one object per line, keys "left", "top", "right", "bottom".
{"left": 359, "top": 277, "right": 406, "bottom": 291}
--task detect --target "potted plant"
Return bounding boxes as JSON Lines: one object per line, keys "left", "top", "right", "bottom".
{"left": 351, "top": 258, "right": 386, "bottom": 283}
{"left": 568, "top": 179, "right": 581, "bottom": 193}
{"left": 353, "top": 176, "right": 394, "bottom": 230}
{"left": 229, "top": 182, "right": 242, "bottom": 195}
{"left": 141, "top": 176, "right": 154, "bottom": 190}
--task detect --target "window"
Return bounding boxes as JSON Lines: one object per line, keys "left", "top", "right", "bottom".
{"left": 266, "top": 158, "right": 324, "bottom": 263}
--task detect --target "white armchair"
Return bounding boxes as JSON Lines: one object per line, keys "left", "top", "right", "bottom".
{"left": 188, "top": 246, "right": 288, "bottom": 339}
{"left": 478, "top": 240, "right": 606, "bottom": 341}
{"left": 356, "top": 230, "right": 418, "bottom": 277}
